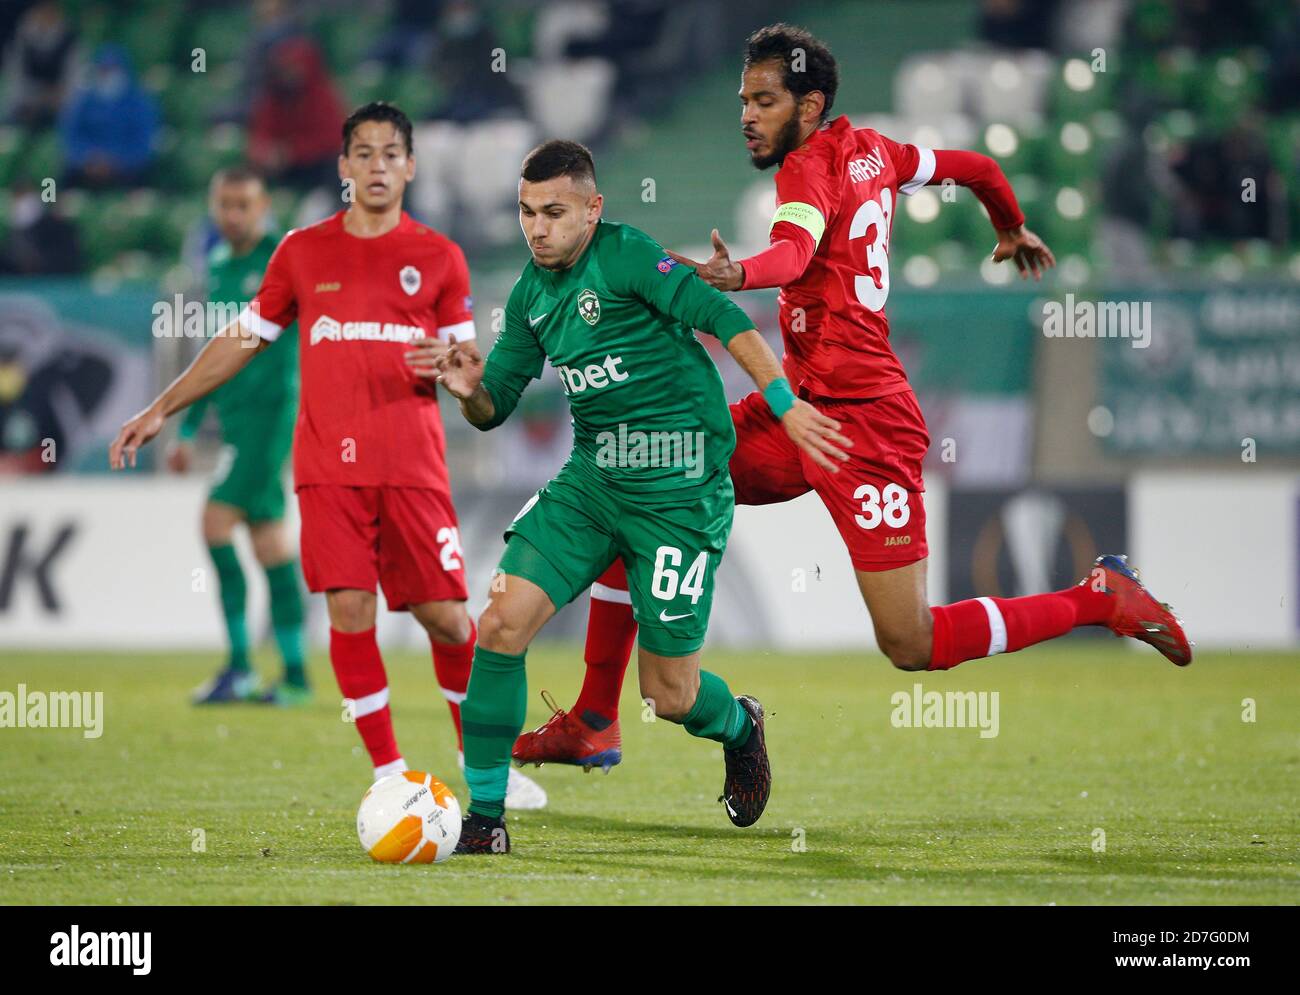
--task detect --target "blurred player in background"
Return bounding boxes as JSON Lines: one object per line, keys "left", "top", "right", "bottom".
{"left": 110, "top": 102, "right": 545, "bottom": 809}
{"left": 516, "top": 23, "right": 1193, "bottom": 771}
{"left": 168, "top": 167, "right": 308, "bottom": 707}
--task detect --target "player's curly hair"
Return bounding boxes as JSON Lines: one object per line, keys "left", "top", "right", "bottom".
{"left": 744, "top": 23, "right": 839, "bottom": 122}
{"left": 342, "top": 101, "right": 414, "bottom": 155}
{"left": 521, "top": 139, "right": 596, "bottom": 186}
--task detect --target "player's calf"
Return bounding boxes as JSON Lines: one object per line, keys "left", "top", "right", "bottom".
{"left": 639, "top": 662, "right": 700, "bottom": 721}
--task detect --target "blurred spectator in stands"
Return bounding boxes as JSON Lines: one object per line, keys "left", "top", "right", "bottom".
{"left": 1266, "top": 0, "right": 1300, "bottom": 111}
{"left": 246, "top": 37, "right": 345, "bottom": 194}
{"left": 978, "top": 0, "right": 1060, "bottom": 49}
{"left": 564, "top": 0, "right": 707, "bottom": 117}
{"left": 0, "top": 179, "right": 81, "bottom": 274}
{"left": 59, "top": 44, "right": 157, "bottom": 189}
{"left": 371, "top": 0, "right": 444, "bottom": 70}
{"left": 2, "top": 0, "right": 80, "bottom": 131}
{"left": 1167, "top": 118, "right": 1280, "bottom": 242}
{"left": 428, "top": 0, "right": 523, "bottom": 123}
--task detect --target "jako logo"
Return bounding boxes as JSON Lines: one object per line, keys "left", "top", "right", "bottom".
{"left": 555, "top": 355, "right": 629, "bottom": 394}
{"left": 50, "top": 926, "right": 151, "bottom": 975}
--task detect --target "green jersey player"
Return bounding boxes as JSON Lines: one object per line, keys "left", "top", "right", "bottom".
{"left": 166, "top": 167, "right": 307, "bottom": 707}
{"left": 409, "top": 140, "right": 849, "bottom": 854}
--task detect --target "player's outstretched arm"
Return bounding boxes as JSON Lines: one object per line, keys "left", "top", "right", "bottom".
{"left": 109, "top": 321, "right": 267, "bottom": 469}
{"left": 725, "top": 329, "right": 852, "bottom": 474}
{"left": 432, "top": 336, "right": 496, "bottom": 427}
{"left": 922, "top": 148, "right": 1056, "bottom": 280}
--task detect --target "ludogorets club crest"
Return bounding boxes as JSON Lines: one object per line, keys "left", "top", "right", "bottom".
{"left": 400, "top": 265, "right": 421, "bottom": 295}
{"left": 577, "top": 289, "right": 600, "bottom": 326}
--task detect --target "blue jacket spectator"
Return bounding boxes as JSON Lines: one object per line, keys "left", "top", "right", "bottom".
{"left": 59, "top": 44, "right": 158, "bottom": 189}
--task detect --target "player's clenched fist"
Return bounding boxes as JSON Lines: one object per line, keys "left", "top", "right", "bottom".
{"left": 780, "top": 399, "right": 853, "bottom": 474}
{"left": 109, "top": 404, "right": 166, "bottom": 469}
{"left": 431, "top": 335, "right": 485, "bottom": 400}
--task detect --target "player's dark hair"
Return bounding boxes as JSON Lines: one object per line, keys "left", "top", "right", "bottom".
{"left": 521, "top": 139, "right": 596, "bottom": 186}
{"left": 211, "top": 165, "right": 264, "bottom": 189}
{"left": 342, "top": 101, "right": 414, "bottom": 154}
{"left": 744, "top": 23, "right": 839, "bottom": 122}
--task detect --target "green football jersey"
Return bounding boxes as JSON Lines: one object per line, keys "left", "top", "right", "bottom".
{"left": 179, "top": 232, "right": 299, "bottom": 440}
{"left": 479, "top": 220, "right": 754, "bottom": 496}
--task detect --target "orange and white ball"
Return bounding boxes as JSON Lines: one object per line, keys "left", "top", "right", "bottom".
{"left": 357, "top": 771, "right": 462, "bottom": 863}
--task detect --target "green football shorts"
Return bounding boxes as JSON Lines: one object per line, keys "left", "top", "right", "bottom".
{"left": 500, "top": 457, "right": 734, "bottom": 657}
{"left": 207, "top": 403, "right": 296, "bottom": 523}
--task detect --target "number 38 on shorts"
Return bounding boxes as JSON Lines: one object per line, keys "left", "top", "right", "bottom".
{"left": 853, "top": 482, "right": 911, "bottom": 530}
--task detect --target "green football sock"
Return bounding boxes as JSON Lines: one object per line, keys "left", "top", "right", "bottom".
{"left": 209, "top": 544, "right": 249, "bottom": 673}
{"left": 461, "top": 646, "right": 528, "bottom": 820}
{"left": 265, "top": 559, "right": 307, "bottom": 687}
{"left": 682, "top": 670, "right": 752, "bottom": 750}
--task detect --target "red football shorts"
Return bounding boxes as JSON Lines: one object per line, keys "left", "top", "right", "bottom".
{"left": 729, "top": 389, "right": 931, "bottom": 571}
{"left": 297, "top": 485, "right": 469, "bottom": 609}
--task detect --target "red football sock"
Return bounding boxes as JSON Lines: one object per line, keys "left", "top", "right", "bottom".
{"left": 431, "top": 618, "right": 474, "bottom": 752}
{"left": 330, "top": 627, "right": 402, "bottom": 773}
{"left": 928, "top": 584, "right": 1112, "bottom": 670}
{"left": 573, "top": 559, "right": 637, "bottom": 724}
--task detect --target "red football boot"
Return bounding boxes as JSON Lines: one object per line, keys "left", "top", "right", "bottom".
{"left": 1090, "top": 554, "right": 1193, "bottom": 666}
{"left": 511, "top": 690, "right": 622, "bottom": 772}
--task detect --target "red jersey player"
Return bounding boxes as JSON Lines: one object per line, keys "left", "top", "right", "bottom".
{"left": 514, "top": 24, "right": 1192, "bottom": 773}
{"left": 110, "top": 102, "right": 545, "bottom": 808}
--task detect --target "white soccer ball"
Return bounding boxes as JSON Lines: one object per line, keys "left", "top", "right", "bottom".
{"left": 357, "top": 771, "right": 462, "bottom": 863}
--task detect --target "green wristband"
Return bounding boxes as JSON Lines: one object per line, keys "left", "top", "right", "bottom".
{"left": 763, "top": 377, "right": 796, "bottom": 419}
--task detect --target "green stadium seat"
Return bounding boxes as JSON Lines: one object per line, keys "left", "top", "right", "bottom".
{"left": 120, "top": 4, "right": 182, "bottom": 70}
{"left": 190, "top": 10, "right": 253, "bottom": 68}
{"left": 346, "top": 62, "right": 391, "bottom": 108}
{"left": 27, "top": 130, "right": 61, "bottom": 186}
{"left": 1190, "top": 54, "right": 1264, "bottom": 133}
{"left": 391, "top": 69, "right": 441, "bottom": 121}
{"left": 0, "top": 127, "right": 22, "bottom": 186}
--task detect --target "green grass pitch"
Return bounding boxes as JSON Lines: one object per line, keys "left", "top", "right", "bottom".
{"left": 1, "top": 644, "right": 1296, "bottom": 905}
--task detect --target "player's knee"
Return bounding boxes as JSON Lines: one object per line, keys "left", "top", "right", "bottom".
{"left": 328, "top": 590, "right": 375, "bottom": 632}
{"left": 416, "top": 603, "right": 471, "bottom": 645}
{"left": 249, "top": 526, "right": 289, "bottom": 566}
{"left": 201, "top": 508, "right": 235, "bottom": 547}
{"left": 876, "top": 629, "right": 931, "bottom": 671}
{"left": 476, "top": 604, "right": 529, "bottom": 656}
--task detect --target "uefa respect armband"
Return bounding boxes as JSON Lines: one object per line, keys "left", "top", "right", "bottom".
{"left": 768, "top": 202, "right": 826, "bottom": 247}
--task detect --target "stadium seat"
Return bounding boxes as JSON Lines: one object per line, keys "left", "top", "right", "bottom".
{"left": 895, "top": 54, "right": 964, "bottom": 121}
{"left": 454, "top": 118, "right": 539, "bottom": 235}
{"left": 972, "top": 51, "right": 1054, "bottom": 128}
{"left": 409, "top": 121, "right": 465, "bottom": 232}
{"left": 522, "top": 60, "right": 615, "bottom": 144}
{"left": 531, "top": 1, "right": 610, "bottom": 61}
{"left": 733, "top": 180, "right": 779, "bottom": 255}
{"left": 0, "top": 127, "right": 22, "bottom": 186}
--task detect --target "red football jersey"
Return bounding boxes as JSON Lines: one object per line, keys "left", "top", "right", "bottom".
{"left": 769, "top": 115, "right": 934, "bottom": 400}
{"left": 239, "top": 210, "right": 475, "bottom": 490}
